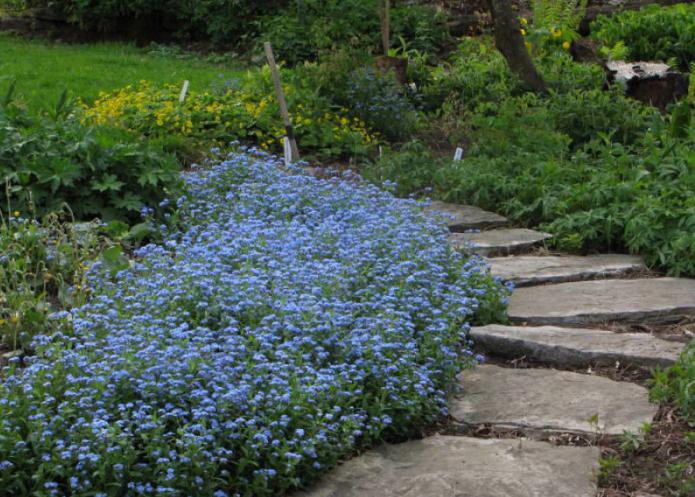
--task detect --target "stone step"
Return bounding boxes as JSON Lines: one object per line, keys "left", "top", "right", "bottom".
{"left": 449, "top": 228, "right": 551, "bottom": 257}
{"left": 509, "top": 277, "right": 695, "bottom": 326}
{"left": 471, "top": 324, "right": 683, "bottom": 368}
{"left": 295, "top": 435, "right": 599, "bottom": 497}
{"left": 488, "top": 254, "right": 646, "bottom": 287}
{"left": 425, "top": 201, "right": 508, "bottom": 232}
{"left": 450, "top": 365, "right": 657, "bottom": 436}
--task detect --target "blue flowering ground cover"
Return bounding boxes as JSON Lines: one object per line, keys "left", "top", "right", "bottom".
{"left": 0, "top": 150, "right": 507, "bottom": 497}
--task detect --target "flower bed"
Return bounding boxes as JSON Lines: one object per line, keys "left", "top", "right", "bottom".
{"left": 0, "top": 150, "right": 506, "bottom": 496}
{"left": 83, "top": 79, "right": 377, "bottom": 162}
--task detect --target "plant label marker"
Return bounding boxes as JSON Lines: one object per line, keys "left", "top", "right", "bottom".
{"left": 179, "top": 80, "right": 190, "bottom": 103}
{"left": 284, "top": 137, "right": 293, "bottom": 166}
{"left": 264, "top": 42, "right": 300, "bottom": 161}
{"left": 454, "top": 147, "right": 464, "bottom": 161}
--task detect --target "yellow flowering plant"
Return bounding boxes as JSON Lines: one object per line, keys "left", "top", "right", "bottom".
{"left": 83, "top": 76, "right": 377, "bottom": 162}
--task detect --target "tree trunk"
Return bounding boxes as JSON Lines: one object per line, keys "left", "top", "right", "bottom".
{"left": 488, "top": 0, "right": 546, "bottom": 93}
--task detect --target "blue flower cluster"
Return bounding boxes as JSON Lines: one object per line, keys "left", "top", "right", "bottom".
{"left": 0, "top": 150, "right": 506, "bottom": 496}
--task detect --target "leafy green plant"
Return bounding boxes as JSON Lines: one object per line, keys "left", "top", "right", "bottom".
{"left": 598, "top": 454, "right": 622, "bottom": 484}
{"left": 342, "top": 67, "right": 419, "bottom": 142}
{"left": 651, "top": 342, "right": 695, "bottom": 421}
{"left": 361, "top": 140, "right": 445, "bottom": 197}
{"left": 422, "top": 37, "right": 521, "bottom": 113}
{"left": 0, "top": 90, "right": 181, "bottom": 222}
{"left": 545, "top": 87, "right": 656, "bottom": 146}
{"left": 258, "top": 0, "right": 449, "bottom": 65}
{"left": 591, "top": 3, "right": 695, "bottom": 70}
{"left": 0, "top": 210, "right": 107, "bottom": 351}
{"left": 83, "top": 75, "right": 377, "bottom": 162}
{"left": 377, "top": 86, "right": 695, "bottom": 276}
{"left": 531, "top": 0, "right": 588, "bottom": 32}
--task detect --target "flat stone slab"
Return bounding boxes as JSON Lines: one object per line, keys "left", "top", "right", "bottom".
{"left": 509, "top": 278, "right": 695, "bottom": 326}
{"left": 296, "top": 435, "right": 599, "bottom": 497}
{"left": 449, "top": 229, "right": 551, "bottom": 257}
{"left": 451, "top": 365, "right": 657, "bottom": 436}
{"left": 488, "top": 254, "right": 646, "bottom": 286}
{"left": 471, "top": 324, "right": 683, "bottom": 368}
{"left": 425, "top": 201, "right": 508, "bottom": 231}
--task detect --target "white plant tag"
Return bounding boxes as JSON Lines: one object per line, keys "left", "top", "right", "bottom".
{"left": 454, "top": 147, "right": 464, "bottom": 161}
{"left": 284, "top": 137, "right": 292, "bottom": 166}
{"left": 179, "top": 80, "right": 190, "bottom": 103}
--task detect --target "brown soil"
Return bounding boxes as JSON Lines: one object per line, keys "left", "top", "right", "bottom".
{"left": 483, "top": 354, "right": 655, "bottom": 384}
{"left": 598, "top": 405, "right": 695, "bottom": 497}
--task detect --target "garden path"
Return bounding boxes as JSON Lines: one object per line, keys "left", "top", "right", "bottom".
{"left": 297, "top": 201, "right": 695, "bottom": 497}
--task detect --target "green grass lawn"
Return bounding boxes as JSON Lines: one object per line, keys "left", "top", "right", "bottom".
{"left": 0, "top": 33, "right": 245, "bottom": 110}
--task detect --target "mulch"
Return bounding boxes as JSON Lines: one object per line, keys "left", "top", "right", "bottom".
{"left": 599, "top": 405, "right": 695, "bottom": 497}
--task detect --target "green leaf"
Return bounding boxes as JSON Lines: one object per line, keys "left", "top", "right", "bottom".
{"left": 91, "top": 174, "right": 125, "bottom": 193}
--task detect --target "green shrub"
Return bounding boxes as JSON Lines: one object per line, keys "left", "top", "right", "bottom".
{"left": 545, "top": 87, "right": 657, "bottom": 146}
{"left": 423, "top": 39, "right": 603, "bottom": 115}
{"left": 536, "top": 50, "right": 606, "bottom": 93}
{"left": 259, "top": 0, "right": 449, "bottom": 65}
{"left": 468, "top": 94, "right": 572, "bottom": 158}
{"left": 0, "top": 90, "right": 181, "bottom": 222}
{"left": 361, "top": 140, "right": 446, "bottom": 197}
{"left": 591, "top": 3, "right": 695, "bottom": 70}
{"left": 11, "top": 0, "right": 282, "bottom": 45}
{"left": 342, "top": 68, "right": 419, "bottom": 142}
{"left": 423, "top": 37, "right": 521, "bottom": 113}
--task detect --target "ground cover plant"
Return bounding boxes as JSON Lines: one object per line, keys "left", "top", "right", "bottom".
{"left": 591, "top": 3, "right": 695, "bottom": 70}
{"left": 82, "top": 76, "right": 377, "bottom": 162}
{"left": 651, "top": 344, "right": 695, "bottom": 496}
{"left": 0, "top": 33, "right": 244, "bottom": 111}
{"left": 0, "top": 149, "right": 508, "bottom": 496}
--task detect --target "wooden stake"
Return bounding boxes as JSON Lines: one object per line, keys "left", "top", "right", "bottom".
{"left": 264, "top": 42, "right": 300, "bottom": 162}
{"left": 380, "top": 0, "right": 391, "bottom": 56}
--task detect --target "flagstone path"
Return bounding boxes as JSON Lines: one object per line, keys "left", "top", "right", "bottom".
{"left": 298, "top": 203, "right": 694, "bottom": 497}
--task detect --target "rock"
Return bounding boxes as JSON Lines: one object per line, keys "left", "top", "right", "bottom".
{"left": 451, "top": 365, "right": 658, "bottom": 436}
{"left": 487, "top": 254, "right": 646, "bottom": 286}
{"left": 295, "top": 435, "right": 599, "bottom": 497}
{"left": 449, "top": 229, "right": 551, "bottom": 257}
{"left": 508, "top": 278, "right": 695, "bottom": 326}
{"left": 470, "top": 324, "right": 683, "bottom": 368}
{"left": 606, "top": 61, "right": 689, "bottom": 111}
{"left": 425, "top": 201, "right": 507, "bottom": 232}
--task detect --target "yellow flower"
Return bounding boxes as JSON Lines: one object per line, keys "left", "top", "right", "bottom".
{"left": 552, "top": 28, "right": 562, "bottom": 38}
{"left": 521, "top": 17, "right": 528, "bottom": 25}
{"left": 525, "top": 41, "right": 532, "bottom": 51}
{"left": 562, "top": 41, "right": 571, "bottom": 50}
{"left": 520, "top": 28, "right": 527, "bottom": 36}
{"left": 12, "top": 210, "right": 20, "bottom": 217}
